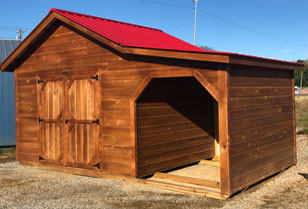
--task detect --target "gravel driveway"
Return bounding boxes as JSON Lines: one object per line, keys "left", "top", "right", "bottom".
{"left": 0, "top": 135, "right": 307, "bottom": 209}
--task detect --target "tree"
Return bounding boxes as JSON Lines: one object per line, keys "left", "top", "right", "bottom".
{"left": 295, "top": 59, "right": 308, "bottom": 87}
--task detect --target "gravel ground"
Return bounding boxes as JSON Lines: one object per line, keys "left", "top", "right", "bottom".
{"left": 0, "top": 135, "right": 307, "bottom": 209}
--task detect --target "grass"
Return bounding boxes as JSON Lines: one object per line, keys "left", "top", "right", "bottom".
{"left": 0, "top": 147, "right": 16, "bottom": 155}
{"left": 295, "top": 96, "right": 308, "bottom": 135}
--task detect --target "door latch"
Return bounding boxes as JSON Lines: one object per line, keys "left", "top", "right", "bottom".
{"left": 92, "top": 119, "right": 99, "bottom": 125}
{"left": 91, "top": 75, "right": 98, "bottom": 80}
{"left": 38, "top": 117, "right": 44, "bottom": 123}
{"left": 93, "top": 163, "right": 100, "bottom": 169}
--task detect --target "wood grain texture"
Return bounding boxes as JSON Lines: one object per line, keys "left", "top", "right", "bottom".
{"left": 15, "top": 24, "right": 223, "bottom": 177}
{"left": 228, "top": 66, "right": 295, "bottom": 194}
{"left": 291, "top": 72, "right": 297, "bottom": 164}
{"left": 136, "top": 77, "right": 216, "bottom": 177}
{"left": 12, "top": 19, "right": 298, "bottom": 198}
{"left": 218, "top": 70, "right": 231, "bottom": 196}
{"left": 153, "top": 172, "right": 221, "bottom": 188}
{"left": 20, "top": 161, "right": 229, "bottom": 200}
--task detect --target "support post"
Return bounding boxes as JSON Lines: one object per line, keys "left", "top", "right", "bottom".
{"left": 218, "top": 70, "right": 231, "bottom": 196}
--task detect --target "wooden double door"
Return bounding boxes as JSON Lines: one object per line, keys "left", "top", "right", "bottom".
{"left": 37, "top": 73, "right": 101, "bottom": 170}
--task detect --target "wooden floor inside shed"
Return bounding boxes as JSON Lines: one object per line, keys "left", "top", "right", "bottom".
{"left": 145, "top": 157, "right": 225, "bottom": 199}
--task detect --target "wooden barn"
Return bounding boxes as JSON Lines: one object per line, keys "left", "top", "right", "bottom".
{"left": 0, "top": 8, "right": 304, "bottom": 198}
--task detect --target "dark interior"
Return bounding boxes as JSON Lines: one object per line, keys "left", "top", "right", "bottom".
{"left": 137, "top": 77, "right": 217, "bottom": 177}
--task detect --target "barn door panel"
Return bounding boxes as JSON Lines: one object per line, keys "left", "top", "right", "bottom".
{"left": 38, "top": 77, "right": 65, "bottom": 164}
{"left": 66, "top": 76, "right": 100, "bottom": 169}
{"left": 67, "top": 123, "right": 98, "bottom": 168}
{"left": 40, "top": 123, "right": 64, "bottom": 163}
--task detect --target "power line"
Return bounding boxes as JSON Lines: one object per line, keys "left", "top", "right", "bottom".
{"left": 197, "top": 8, "right": 308, "bottom": 48}
{"left": 136, "top": 0, "right": 308, "bottom": 48}
{"left": 0, "top": 25, "right": 31, "bottom": 31}
{"left": 137, "top": 0, "right": 191, "bottom": 9}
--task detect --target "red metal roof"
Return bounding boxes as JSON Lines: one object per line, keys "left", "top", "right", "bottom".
{"left": 50, "top": 8, "right": 205, "bottom": 53}
{"left": 50, "top": 8, "right": 304, "bottom": 66}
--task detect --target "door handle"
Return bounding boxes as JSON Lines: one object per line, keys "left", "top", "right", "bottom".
{"left": 92, "top": 119, "right": 99, "bottom": 125}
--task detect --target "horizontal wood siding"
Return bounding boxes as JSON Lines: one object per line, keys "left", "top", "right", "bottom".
{"left": 137, "top": 78, "right": 216, "bottom": 177}
{"left": 16, "top": 25, "right": 113, "bottom": 167}
{"left": 15, "top": 23, "right": 222, "bottom": 176}
{"left": 229, "top": 66, "right": 295, "bottom": 193}
{"left": 15, "top": 71, "right": 39, "bottom": 162}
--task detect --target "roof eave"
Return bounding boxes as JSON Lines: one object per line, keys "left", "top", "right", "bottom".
{"left": 229, "top": 54, "right": 305, "bottom": 71}
{"left": 1, "top": 9, "right": 304, "bottom": 72}
{"left": 122, "top": 47, "right": 229, "bottom": 63}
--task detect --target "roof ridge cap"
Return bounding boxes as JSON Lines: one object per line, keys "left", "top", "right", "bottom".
{"left": 49, "top": 8, "right": 162, "bottom": 32}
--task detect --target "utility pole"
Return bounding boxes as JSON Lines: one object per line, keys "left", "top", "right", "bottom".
{"left": 192, "top": 0, "right": 198, "bottom": 45}
{"left": 16, "top": 28, "right": 26, "bottom": 40}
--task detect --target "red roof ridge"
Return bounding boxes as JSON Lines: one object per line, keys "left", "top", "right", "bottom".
{"left": 49, "top": 8, "right": 162, "bottom": 32}
{"left": 48, "top": 8, "right": 303, "bottom": 66}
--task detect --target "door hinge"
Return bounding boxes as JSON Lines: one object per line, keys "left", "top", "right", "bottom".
{"left": 91, "top": 75, "right": 98, "bottom": 80}
{"left": 92, "top": 119, "right": 99, "bottom": 125}
{"left": 38, "top": 117, "right": 44, "bottom": 123}
{"left": 38, "top": 79, "right": 43, "bottom": 84}
{"left": 39, "top": 156, "right": 45, "bottom": 161}
{"left": 93, "top": 163, "right": 100, "bottom": 169}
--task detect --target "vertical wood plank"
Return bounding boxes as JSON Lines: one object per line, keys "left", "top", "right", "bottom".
{"left": 38, "top": 78, "right": 65, "bottom": 163}
{"left": 214, "top": 100, "right": 219, "bottom": 157}
{"left": 95, "top": 72, "right": 101, "bottom": 169}
{"left": 131, "top": 100, "right": 137, "bottom": 176}
{"left": 83, "top": 124, "right": 87, "bottom": 164}
{"left": 291, "top": 71, "right": 297, "bottom": 164}
{"left": 218, "top": 69, "right": 231, "bottom": 196}
{"left": 64, "top": 76, "right": 68, "bottom": 166}
{"left": 66, "top": 75, "right": 99, "bottom": 168}
{"left": 36, "top": 75, "right": 41, "bottom": 160}
{"left": 130, "top": 74, "right": 152, "bottom": 177}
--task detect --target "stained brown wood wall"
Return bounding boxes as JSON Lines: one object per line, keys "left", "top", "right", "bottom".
{"left": 13, "top": 20, "right": 296, "bottom": 194}
{"left": 137, "top": 77, "right": 216, "bottom": 177}
{"left": 15, "top": 23, "right": 221, "bottom": 176}
{"left": 15, "top": 25, "right": 106, "bottom": 164}
{"left": 228, "top": 66, "right": 295, "bottom": 193}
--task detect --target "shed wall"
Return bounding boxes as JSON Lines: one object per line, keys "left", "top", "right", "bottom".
{"left": 15, "top": 25, "right": 105, "bottom": 162}
{"left": 15, "top": 24, "right": 221, "bottom": 176}
{"left": 0, "top": 72, "right": 16, "bottom": 146}
{"left": 228, "top": 66, "right": 295, "bottom": 193}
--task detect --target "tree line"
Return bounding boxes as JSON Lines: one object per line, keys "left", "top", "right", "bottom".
{"left": 295, "top": 59, "right": 308, "bottom": 87}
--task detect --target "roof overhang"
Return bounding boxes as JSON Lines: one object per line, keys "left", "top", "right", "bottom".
{"left": 0, "top": 10, "right": 304, "bottom": 72}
